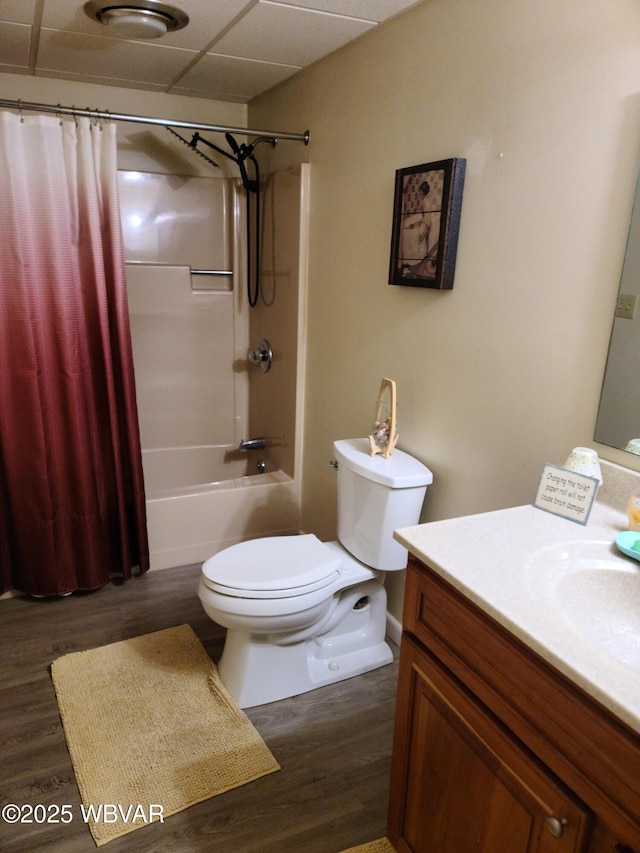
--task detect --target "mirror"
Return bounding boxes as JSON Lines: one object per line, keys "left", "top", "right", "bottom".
{"left": 595, "top": 169, "right": 640, "bottom": 456}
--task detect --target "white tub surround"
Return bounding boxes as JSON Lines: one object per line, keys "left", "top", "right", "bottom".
{"left": 394, "top": 459, "right": 640, "bottom": 734}
{"left": 125, "top": 165, "right": 309, "bottom": 571}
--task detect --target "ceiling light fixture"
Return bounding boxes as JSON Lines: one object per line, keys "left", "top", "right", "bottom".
{"left": 83, "top": 1, "right": 189, "bottom": 40}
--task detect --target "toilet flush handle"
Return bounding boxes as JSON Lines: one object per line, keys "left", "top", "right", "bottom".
{"left": 329, "top": 460, "right": 338, "bottom": 470}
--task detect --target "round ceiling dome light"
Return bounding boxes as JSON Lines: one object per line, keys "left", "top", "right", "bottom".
{"left": 84, "top": 1, "right": 189, "bottom": 39}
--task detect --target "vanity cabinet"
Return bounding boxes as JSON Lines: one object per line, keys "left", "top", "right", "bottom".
{"left": 387, "top": 556, "right": 640, "bottom": 853}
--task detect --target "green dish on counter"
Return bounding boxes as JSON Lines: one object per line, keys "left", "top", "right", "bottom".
{"left": 615, "top": 530, "right": 640, "bottom": 561}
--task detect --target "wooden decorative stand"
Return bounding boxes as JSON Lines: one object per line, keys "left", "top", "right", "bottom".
{"left": 369, "top": 378, "right": 399, "bottom": 458}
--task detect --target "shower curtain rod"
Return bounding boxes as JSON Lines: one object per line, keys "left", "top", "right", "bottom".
{"left": 0, "top": 97, "right": 310, "bottom": 144}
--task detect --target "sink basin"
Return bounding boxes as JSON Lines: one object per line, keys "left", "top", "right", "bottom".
{"left": 556, "top": 568, "right": 640, "bottom": 672}
{"left": 526, "top": 540, "right": 640, "bottom": 673}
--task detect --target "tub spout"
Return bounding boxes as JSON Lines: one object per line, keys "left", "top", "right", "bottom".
{"left": 238, "top": 438, "right": 267, "bottom": 452}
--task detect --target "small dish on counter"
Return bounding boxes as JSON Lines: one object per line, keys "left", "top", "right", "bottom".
{"left": 615, "top": 530, "right": 640, "bottom": 562}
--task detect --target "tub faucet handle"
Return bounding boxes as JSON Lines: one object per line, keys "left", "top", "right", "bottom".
{"left": 248, "top": 339, "right": 272, "bottom": 373}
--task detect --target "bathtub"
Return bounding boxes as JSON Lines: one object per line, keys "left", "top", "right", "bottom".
{"left": 143, "top": 446, "right": 301, "bottom": 570}
{"left": 142, "top": 445, "right": 268, "bottom": 495}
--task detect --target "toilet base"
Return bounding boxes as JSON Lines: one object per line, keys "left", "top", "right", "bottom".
{"left": 219, "top": 632, "right": 393, "bottom": 709}
{"left": 217, "top": 580, "right": 393, "bottom": 708}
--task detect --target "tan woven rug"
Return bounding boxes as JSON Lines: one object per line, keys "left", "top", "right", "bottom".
{"left": 339, "top": 840, "right": 396, "bottom": 853}
{"left": 51, "top": 624, "right": 280, "bottom": 846}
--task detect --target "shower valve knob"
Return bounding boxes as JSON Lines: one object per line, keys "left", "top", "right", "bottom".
{"left": 247, "top": 339, "right": 272, "bottom": 373}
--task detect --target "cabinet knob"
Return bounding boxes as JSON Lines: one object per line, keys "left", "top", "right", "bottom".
{"left": 545, "top": 816, "right": 568, "bottom": 838}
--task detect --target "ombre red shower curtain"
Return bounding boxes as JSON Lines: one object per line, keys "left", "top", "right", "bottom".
{"left": 0, "top": 110, "right": 149, "bottom": 596}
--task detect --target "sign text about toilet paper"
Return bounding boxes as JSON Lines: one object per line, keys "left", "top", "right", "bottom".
{"left": 533, "top": 464, "right": 598, "bottom": 525}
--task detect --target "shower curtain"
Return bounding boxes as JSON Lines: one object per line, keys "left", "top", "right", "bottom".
{"left": 0, "top": 111, "right": 149, "bottom": 596}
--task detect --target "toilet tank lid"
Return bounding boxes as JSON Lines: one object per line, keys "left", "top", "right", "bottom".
{"left": 333, "top": 438, "right": 433, "bottom": 488}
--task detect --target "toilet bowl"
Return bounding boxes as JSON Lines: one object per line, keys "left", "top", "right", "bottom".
{"left": 198, "top": 438, "right": 433, "bottom": 708}
{"left": 199, "top": 537, "right": 392, "bottom": 707}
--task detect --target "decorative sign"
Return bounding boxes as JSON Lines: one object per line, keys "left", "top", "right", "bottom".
{"left": 533, "top": 464, "right": 598, "bottom": 525}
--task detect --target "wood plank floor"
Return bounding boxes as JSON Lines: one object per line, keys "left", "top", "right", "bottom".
{"left": 0, "top": 564, "right": 398, "bottom": 853}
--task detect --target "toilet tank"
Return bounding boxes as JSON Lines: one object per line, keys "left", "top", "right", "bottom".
{"left": 333, "top": 438, "right": 433, "bottom": 571}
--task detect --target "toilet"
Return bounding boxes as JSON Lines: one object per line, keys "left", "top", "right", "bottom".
{"left": 198, "top": 437, "right": 433, "bottom": 708}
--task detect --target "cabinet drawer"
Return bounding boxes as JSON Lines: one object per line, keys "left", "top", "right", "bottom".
{"left": 402, "top": 557, "right": 640, "bottom": 847}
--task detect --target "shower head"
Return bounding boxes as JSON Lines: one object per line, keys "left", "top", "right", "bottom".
{"left": 164, "top": 126, "right": 220, "bottom": 169}
{"left": 225, "top": 132, "right": 241, "bottom": 157}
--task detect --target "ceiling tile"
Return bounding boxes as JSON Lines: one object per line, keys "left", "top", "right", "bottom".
{"left": 212, "top": 1, "right": 376, "bottom": 67}
{"left": 274, "top": 0, "right": 422, "bottom": 23}
{"left": 37, "top": 29, "right": 196, "bottom": 86}
{"left": 0, "top": 0, "right": 36, "bottom": 25}
{"left": 177, "top": 52, "right": 300, "bottom": 99}
{"left": 37, "top": 68, "right": 168, "bottom": 92}
{"left": 0, "top": 21, "right": 31, "bottom": 68}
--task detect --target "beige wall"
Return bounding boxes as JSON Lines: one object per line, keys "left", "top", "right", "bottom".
{"left": 248, "top": 0, "right": 640, "bottom": 616}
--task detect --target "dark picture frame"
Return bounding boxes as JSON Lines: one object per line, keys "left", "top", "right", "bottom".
{"left": 388, "top": 158, "right": 466, "bottom": 290}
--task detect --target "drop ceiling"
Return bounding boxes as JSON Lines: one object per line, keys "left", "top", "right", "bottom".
{"left": 0, "top": 0, "right": 422, "bottom": 103}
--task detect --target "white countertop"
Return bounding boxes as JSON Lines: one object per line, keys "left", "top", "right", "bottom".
{"left": 394, "top": 497, "right": 640, "bottom": 734}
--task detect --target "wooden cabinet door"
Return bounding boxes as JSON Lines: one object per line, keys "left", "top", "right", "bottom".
{"left": 587, "top": 824, "right": 640, "bottom": 853}
{"left": 388, "top": 637, "right": 592, "bottom": 853}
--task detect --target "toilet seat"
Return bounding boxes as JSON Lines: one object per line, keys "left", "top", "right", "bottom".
{"left": 201, "top": 534, "right": 342, "bottom": 599}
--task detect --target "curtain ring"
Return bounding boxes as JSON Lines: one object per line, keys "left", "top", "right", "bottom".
{"left": 18, "top": 99, "right": 24, "bottom": 123}
{"left": 56, "top": 104, "right": 63, "bottom": 126}
{"left": 71, "top": 106, "right": 78, "bottom": 127}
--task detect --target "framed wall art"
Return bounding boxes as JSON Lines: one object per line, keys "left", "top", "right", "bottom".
{"left": 388, "top": 157, "right": 466, "bottom": 290}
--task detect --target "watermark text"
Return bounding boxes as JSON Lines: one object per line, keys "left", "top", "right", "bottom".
{"left": 1, "top": 803, "right": 164, "bottom": 825}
